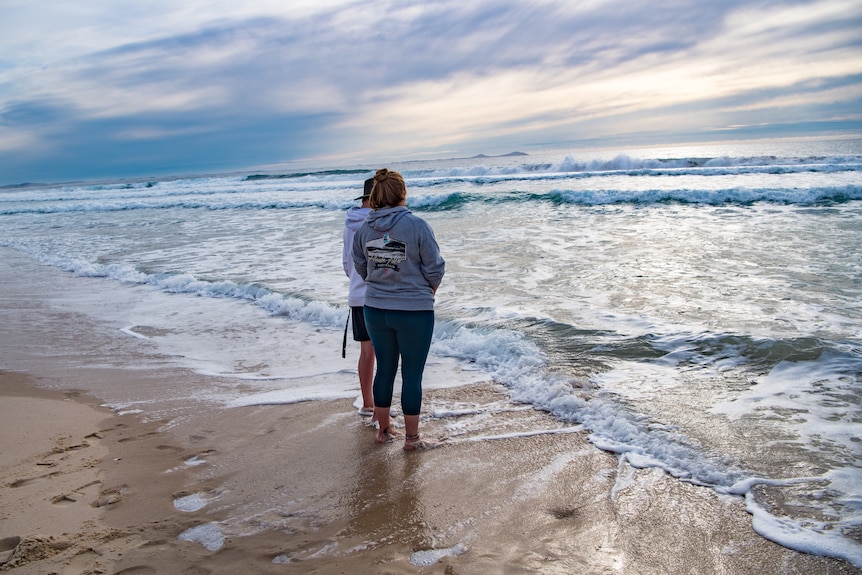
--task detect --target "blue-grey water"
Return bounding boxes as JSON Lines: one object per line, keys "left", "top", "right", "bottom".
{"left": 1, "top": 138, "right": 861, "bottom": 565}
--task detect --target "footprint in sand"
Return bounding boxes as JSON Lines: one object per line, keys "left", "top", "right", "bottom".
{"left": 10, "top": 435, "right": 100, "bottom": 501}
{"left": 117, "top": 431, "right": 160, "bottom": 443}
{"left": 0, "top": 536, "right": 21, "bottom": 567}
{"left": 163, "top": 450, "right": 215, "bottom": 473}
{"left": 50, "top": 480, "right": 102, "bottom": 507}
{"left": 63, "top": 548, "right": 103, "bottom": 574}
{"left": 8, "top": 470, "right": 61, "bottom": 488}
{"left": 94, "top": 485, "right": 128, "bottom": 508}
{"left": 53, "top": 440, "right": 90, "bottom": 453}
{"left": 114, "top": 567, "right": 159, "bottom": 574}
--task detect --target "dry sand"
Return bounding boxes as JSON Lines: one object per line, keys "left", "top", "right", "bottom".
{"left": 2, "top": 370, "right": 859, "bottom": 574}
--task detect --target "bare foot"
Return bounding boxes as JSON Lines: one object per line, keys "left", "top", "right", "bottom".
{"left": 377, "top": 426, "right": 402, "bottom": 443}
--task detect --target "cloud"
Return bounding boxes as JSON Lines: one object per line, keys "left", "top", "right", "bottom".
{"left": 335, "top": 0, "right": 862, "bottom": 151}
{"left": 0, "top": 127, "right": 38, "bottom": 153}
{"left": 0, "top": 0, "right": 860, "bottom": 183}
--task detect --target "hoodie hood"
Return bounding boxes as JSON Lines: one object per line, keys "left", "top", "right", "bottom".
{"left": 366, "top": 206, "right": 411, "bottom": 232}
{"left": 345, "top": 206, "right": 371, "bottom": 232}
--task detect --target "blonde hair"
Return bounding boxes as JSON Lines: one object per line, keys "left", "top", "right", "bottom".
{"left": 369, "top": 168, "right": 406, "bottom": 209}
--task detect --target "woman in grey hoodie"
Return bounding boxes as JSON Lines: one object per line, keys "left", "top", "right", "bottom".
{"left": 352, "top": 168, "right": 445, "bottom": 450}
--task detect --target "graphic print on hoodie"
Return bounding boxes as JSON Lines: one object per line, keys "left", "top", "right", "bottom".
{"left": 367, "top": 232, "right": 406, "bottom": 271}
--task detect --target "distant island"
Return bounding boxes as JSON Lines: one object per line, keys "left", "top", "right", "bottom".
{"left": 399, "top": 152, "right": 529, "bottom": 164}
{"left": 468, "top": 151, "right": 528, "bottom": 158}
{"left": 397, "top": 151, "right": 528, "bottom": 164}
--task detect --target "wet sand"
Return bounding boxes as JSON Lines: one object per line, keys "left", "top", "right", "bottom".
{"left": 2, "top": 369, "right": 859, "bottom": 574}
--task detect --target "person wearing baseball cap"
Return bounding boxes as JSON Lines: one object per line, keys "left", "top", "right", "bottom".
{"left": 342, "top": 178, "right": 376, "bottom": 417}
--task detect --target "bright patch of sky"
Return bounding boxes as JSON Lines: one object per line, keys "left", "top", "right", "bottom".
{"left": 0, "top": 0, "right": 860, "bottom": 183}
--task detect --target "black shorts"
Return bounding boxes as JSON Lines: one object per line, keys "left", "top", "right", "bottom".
{"left": 351, "top": 306, "right": 371, "bottom": 342}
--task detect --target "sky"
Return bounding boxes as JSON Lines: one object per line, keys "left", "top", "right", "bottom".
{"left": 1, "top": 0, "right": 861, "bottom": 184}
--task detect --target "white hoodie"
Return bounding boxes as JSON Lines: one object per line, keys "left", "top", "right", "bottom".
{"left": 343, "top": 206, "right": 371, "bottom": 307}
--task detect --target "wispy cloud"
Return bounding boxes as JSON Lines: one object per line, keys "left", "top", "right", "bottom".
{"left": 0, "top": 0, "right": 860, "bottom": 182}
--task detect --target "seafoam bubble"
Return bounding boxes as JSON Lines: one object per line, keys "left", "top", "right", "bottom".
{"left": 409, "top": 544, "right": 467, "bottom": 567}
{"left": 173, "top": 493, "right": 208, "bottom": 512}
{"left": 178, "top": 522, "right": 225, "bottom": 551}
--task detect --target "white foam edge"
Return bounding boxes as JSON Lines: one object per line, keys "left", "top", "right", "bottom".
{"left": 409, "top": 543, "right": 468, "bottom": 567}
{"left": 173, "top": 493, "right": 210, "bottom": 512}
{"left": 177, "top": 522, "right": 225, "bottom": 551}
{"left": 745, "top": 492, "right": 862, "bottom": 568}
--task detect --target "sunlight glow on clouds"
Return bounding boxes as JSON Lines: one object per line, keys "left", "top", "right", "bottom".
{"left": 0, "top": 128, "right": 38, "bottom": 153}
{"left": 340, "top": 0, "right": 862, "bottom": 152}
{"left": 726, "top": 85, "right": 862, "bottom": 115}
{"left": 0, "top": 0, "right": 860, "bottom": 183}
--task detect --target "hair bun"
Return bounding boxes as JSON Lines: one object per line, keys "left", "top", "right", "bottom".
{"left": 374, "top": 168, "right": 390, "bottom": 182}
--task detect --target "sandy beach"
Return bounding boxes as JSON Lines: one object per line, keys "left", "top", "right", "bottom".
{"left": 2, "top": 367, "right": 858, "bottom": 574}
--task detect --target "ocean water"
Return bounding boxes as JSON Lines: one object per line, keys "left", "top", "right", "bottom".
{"left": 1, "top": 138, "right": 861, "bottom": 566}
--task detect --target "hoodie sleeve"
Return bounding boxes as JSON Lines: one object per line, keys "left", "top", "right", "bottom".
{"left": 352, "top": 224, "right": 368, "bottom": 280}
{"left": 342, "top": 221, "right": 352, "bottom": 278}
{"left": 417, "top": 220, "right": 445, "bottom": 288}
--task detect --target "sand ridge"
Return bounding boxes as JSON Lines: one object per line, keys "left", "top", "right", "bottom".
{"left": 2, "top": 372, "right": 859, "bottom": 574}
{"left": 0, "top": 373, "right": 137, "bottom": 573}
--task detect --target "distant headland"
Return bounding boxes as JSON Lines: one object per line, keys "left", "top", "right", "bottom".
{"left": 397, "top": 152, "right": 529, "bottom": 164}
{"left": 468, "top": 151, "right": 528, "bottom": 158}
{"left": 398, "top": 151, "right": 528, "bottom": 164}
{"left": 466, "top": 152, "right": 528, "bottom": 160}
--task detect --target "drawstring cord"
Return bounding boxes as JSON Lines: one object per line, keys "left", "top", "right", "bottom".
{"left": 342, "top": 310, "right": 350, "bottom": 358}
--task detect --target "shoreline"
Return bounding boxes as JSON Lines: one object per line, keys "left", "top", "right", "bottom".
{"left": 2, "top": 370, "right": 858, "bottom": 574}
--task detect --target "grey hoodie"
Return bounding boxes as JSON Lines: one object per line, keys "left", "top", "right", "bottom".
{"left": 352, "top": 206, "right": 445, "bottom": 311}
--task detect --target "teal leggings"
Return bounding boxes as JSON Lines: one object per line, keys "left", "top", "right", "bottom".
{"left": 363, "top": 306, "right": 435, "bottom": 416}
